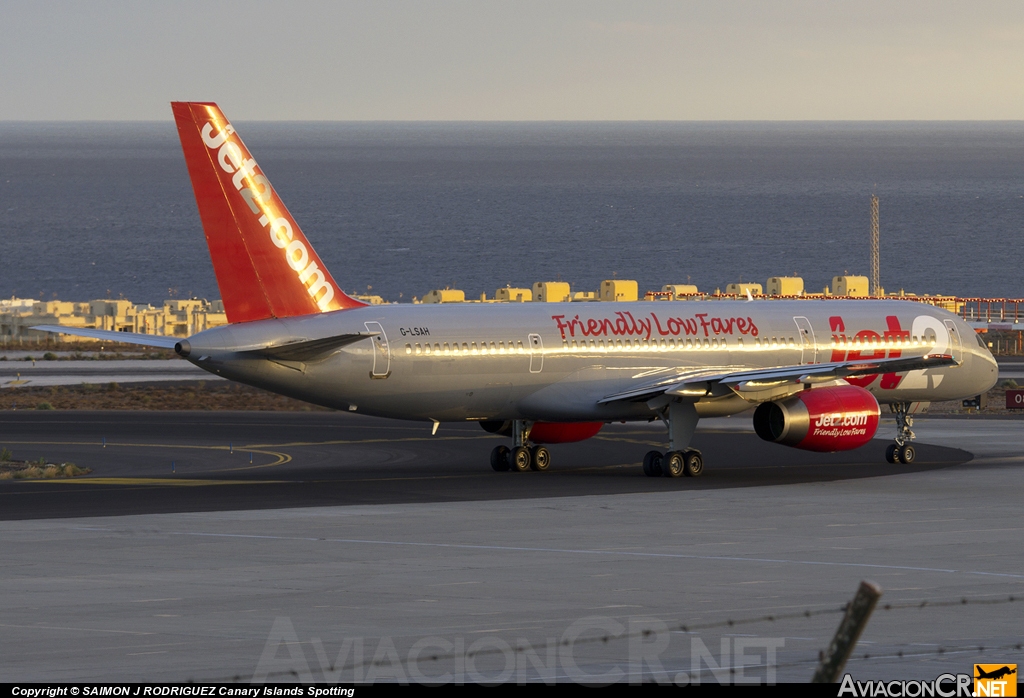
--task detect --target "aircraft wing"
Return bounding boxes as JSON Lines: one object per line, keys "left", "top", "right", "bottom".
{"left": 598, "top": 353, "right": 958, "bottom": 405}
{"left": 30, "top": 325, "right": 180, "bottom": 349}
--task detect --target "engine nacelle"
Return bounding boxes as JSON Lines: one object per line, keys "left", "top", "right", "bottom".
{"left": 752, "top": 385, "right": 880, "bottom": 452}
{"left": 480, "top": 420, "right": 603, "bottom": 444}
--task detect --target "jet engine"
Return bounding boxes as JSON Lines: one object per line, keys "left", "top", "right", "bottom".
{"left": 480, "top": 421, "right": 603, "bottom": 444}
{"left": 752, "top": 385, "right": 880, "bottom": 452}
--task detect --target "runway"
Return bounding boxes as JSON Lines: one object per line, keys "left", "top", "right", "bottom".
{"left": 2, "top": 411, "right": 1022, "bottom": 684}
{"left": 0, "top": 411, "right": 968, "bottom": 520}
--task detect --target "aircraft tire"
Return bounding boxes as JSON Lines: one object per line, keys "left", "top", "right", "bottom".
{"left": 530, "top": 446, "right": 551, "bottom": 471}
{"left": 682, "top": 450, "right": 703, "bottom": 477}
{"left": 511, "top": 446, "right": 532, "bottom": 472}
{"left": 662, "top": 451, "right": 685, "bottom": 478}
{"left": 642, "top": 450, "right": 663, "bottom": 477}
{"left": 885, "top": 444, "right": 898, "bottom": 464}
{"left": 490, "top": 445, "right": 511, "bottom": 472}
{"left": 898, "top": 444, "right": 916, "bottom": 465}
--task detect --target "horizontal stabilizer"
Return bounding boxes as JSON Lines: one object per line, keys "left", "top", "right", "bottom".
{"left": 242, "top": 333, "right": 375, "bottom": 362}
{"left": 30, "top": 325, "right": 179, "bottom": 349}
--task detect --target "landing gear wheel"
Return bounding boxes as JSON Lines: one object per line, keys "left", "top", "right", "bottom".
{"left": 510, "top": 446, "right": 532, "bottom": 472}
{"left": 662, "top": 451, "right": 685, "bottom": 478}
{"left": 682, "top": 450, "right": 703, "bottom": 477}
{"left": 898, "top": 444, "right": 916, "bottom": 464}
{"left": 642, "top": 451, "right": 663, "bottom": 477}
{"left": 530, "top": 446, "right": 551, "bottom": 471}
{"left": 885, "top": 444, "right": 898, "bottom": 464}
{"left": 490, "top": 445, "right": 511, "bottom": 472}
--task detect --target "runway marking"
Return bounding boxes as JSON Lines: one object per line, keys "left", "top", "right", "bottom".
{"left": 128, "top": 598, "right": 182, "bottom": 603}
{"left": 69, "top": 526, "right": 1024, "bottom": 581}
{"left": 0, "top": 439, "right": 292, "bottom": 472}
{"left": 595, "top": 436, "right": 664, "bottom": 447}
{"left": 970, "top": 455, "right": 1024, "bottom": 464}
{"left": 32, "top": 477, "right": 284, "bottom": 486}
{"left": 241, "top": 435, "right": 495, "bottom": 448}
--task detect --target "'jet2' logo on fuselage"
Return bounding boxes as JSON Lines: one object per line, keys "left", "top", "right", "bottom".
{"left": 830, "top": 315, "right": 908, "bottom": 390}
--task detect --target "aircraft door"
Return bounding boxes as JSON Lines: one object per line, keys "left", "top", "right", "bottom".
{"left": 364, "top": 322, "right": 391, "bottom": 378}
{"left": 943, "top": 319, "right": 963, "bottom": 366}
{"left": 793, "top": 316, "right": 817, "bottom": 364}
{"left": 528, "top": 333, "right": 543, "bottom": 373}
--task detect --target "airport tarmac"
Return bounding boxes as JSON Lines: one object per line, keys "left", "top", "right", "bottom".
{"left": 1, "top": 411, "right": 1022, "bottom": 684}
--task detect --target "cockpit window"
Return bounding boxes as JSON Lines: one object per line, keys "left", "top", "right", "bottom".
{"left": 975, "top": 332, "right": 988, "bottom": 349}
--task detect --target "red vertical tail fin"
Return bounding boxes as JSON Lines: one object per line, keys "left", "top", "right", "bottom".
{"left": 171, "top": 102, "right": 365, "bottom": 323}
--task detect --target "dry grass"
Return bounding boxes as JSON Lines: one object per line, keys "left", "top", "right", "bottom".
{"left": 0, "top": 339, "right": 175, "bottom": 355}
{"left": 0, "top": 462, "right": 91, "bottom": 479}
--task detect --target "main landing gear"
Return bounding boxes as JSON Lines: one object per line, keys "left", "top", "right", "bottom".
{"left": 885, "top": 402, "right": 917, "bottom": 465}
{"left": 490, "top": 420, "right": 551, "bottom": 473}
{"left": 642, "top": 449, "right": 703, "bottom": 478}
{"left": 642, "top": 400, "right": 704, "bottom": 478}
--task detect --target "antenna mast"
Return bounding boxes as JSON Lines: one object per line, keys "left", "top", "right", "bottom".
{"left": 870, "top": 194, "right": 880, "bottom": 296}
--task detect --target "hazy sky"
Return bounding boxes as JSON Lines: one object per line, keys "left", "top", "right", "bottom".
{"left": 2, "top": 1, "right": 1023, "bottom": 120}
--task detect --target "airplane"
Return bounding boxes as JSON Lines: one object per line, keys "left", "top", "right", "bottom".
{"left": 975, "top": 666, "right": 1017, "bottom": 681}
{"left": 33, "top": 102, "right": 1000, "bottom": 477}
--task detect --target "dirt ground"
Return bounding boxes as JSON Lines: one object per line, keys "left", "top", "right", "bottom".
{"left": 0, "top": 381, "right": 332, "bottom": 411}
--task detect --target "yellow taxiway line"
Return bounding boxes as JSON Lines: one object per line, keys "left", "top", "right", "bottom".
{"left": 28, "top": 477, "right": 285, "bottom": 486}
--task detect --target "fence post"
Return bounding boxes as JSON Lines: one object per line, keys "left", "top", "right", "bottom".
{"left": 811, "top": 580, "right": 883, "bottom": 683}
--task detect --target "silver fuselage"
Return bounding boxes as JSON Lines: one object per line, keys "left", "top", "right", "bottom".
{"left": 182, "top": 299, "right": 998, "bottom": 423}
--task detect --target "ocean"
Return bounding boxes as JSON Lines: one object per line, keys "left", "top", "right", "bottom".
{"left": 1, "top": 121, "right": 1022, "bottom": 304}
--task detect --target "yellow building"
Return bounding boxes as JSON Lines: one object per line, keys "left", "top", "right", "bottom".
{"left": 661, "top": 284, "right": 699, "bottom": 299}
{"left": 725, "top": 282, "right": 763, "bottom": 296}
{"left": 532, "top": 282, "right": 572, "bottom": 303}
{"left": 766, "top": 277, "right": 804, "bottom": 296}
{"left": 422, "top": 289, "right": 466, "bottom": 304}
{"left": 833, "top": 275, "right": 870, "bottom": 297}
{"left": 599, "top": 280, "right": 638, "bottom": 302}
{"left": 495, "top": 287, "right": 533, "bottom": 302}
{"left": 0, "top": 298, "right": 228, "bottom": 342}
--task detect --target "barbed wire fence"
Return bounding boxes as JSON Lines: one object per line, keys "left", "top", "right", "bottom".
{"left": 197, "top": 593, "right": 1018, "bottom": 684}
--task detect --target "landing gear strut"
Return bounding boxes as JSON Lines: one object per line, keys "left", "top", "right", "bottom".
{"left": 490, "top": 420, "right": 552, "bottom": 473}
{"left": 642, "top": 401, "right": 704, "bottom": 478}
{"left": 886, "top": 402, "right": 917, "bottom": 465}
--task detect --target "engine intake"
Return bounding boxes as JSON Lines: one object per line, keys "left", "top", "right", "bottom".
{"left": 753, "top": 385, "right": 880, "bottom": 452}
